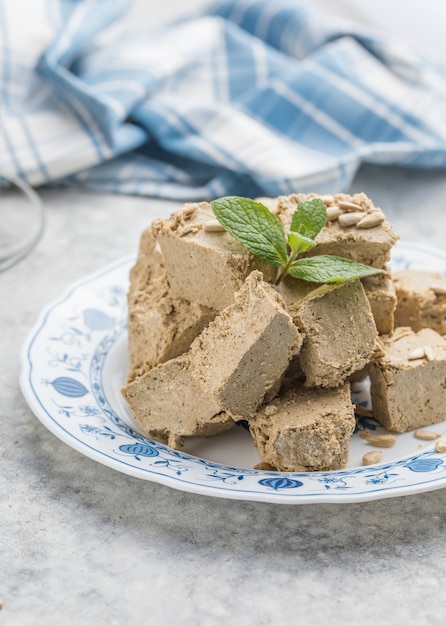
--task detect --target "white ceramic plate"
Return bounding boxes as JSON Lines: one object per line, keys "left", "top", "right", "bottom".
{"left": 20, "top": 241, "right": 446, "bottom": 504}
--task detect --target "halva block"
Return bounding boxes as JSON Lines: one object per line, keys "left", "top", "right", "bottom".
{"left": 393, "top": 269, "right": 446, "bottom": 334}
{"left": 152, "top": 202, "right": 277, "bottom": 311}
{"left": 369, "top": 327, "right": 446, "bottom": 432}
{"left": 276, "top": 192, "right": 398, "bottom": 268}
{"left": 279, "top": 277, "right": 377, "bottom": 387}
{"left": 121, "top": 355, "right": 234, "bottom": 449}
{"left": 249, "top": 382, "right": 355, "bottom": 471}
{"left": 189, "top": 271, "right": 300, "bottom": 418}
{"left": 362, "top": 271, "right": 396, "bottom": 335}
{"left": 126, "top": 227, "right": 215, "bottom": 381}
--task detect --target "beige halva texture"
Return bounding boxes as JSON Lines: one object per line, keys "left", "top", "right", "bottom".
{"left": 121, "top": 193, "right": 446, "bottom": 472}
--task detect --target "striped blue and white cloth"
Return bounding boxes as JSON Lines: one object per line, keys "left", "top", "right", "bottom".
{"left": 2, "top": 0, "right": 446, "bottom": 201}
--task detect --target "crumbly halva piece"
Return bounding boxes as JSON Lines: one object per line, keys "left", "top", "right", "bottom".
{"left": 126, "top": 227, "right": 215, "bottom": 382}
{"left": 369, "top": 327, "right": 446, "bottom": 432}
{"left": 278, "top": 277, "right": 377, "bottom": 388}
{"left": 189, "top": 271, "right": 301, "bottom": 419}
{"left": 127, "top": 226, "right": 165, "bottom": 300}
{"left": 276, "top": 192, "right": 398, "bottom": 268}
{"left": 362, "top": 271, "right": 396, "bottom": 335}
{"left": 127, "top": 291, "right": 215, "bottom": 382}
{"left": 122, "top": 271, "right": 299, "bottom": 446}
{"left": 152, "top": 202, "right": 277, "bottom": 311}
{"left": 249, "top": 382, "right": 355, "bottom": 471}
{"left": 393, "top": 270, "right": 446, "bottom": 334}
{"left": 121, "top": 355, "right": 234, "bottom": 449}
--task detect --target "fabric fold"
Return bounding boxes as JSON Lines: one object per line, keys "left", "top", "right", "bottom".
{"left": 1, "top": 0, "right": 446, "bottom": 200}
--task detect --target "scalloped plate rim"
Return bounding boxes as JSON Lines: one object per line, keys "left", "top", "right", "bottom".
{"left": 19, "top": 241, "right": 446, "bottom": 504}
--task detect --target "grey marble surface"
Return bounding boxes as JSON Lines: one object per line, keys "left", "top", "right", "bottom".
{"left": 3, "top": 1, "right": 446, "bottom": 624}
{"left": 2, "top": 164, "right": 446, "bottom": 626}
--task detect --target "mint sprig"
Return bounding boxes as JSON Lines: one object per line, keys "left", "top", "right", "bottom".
{"left": 210, "top": 196, "right": 383, "bottom": 285}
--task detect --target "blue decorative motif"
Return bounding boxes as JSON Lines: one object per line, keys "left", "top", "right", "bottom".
{"left": 83, "top": 308, "right": 115, "bottom": 331}
{"left": 151, "top": 458, "right": 192, "bottom": 476}
{"left": 47, "top": 349, "right": 88, "bottom": 375}
{"left": 258, "top": 477, "right": 303, "bottom": 490}
{"left": 80, "top": 424, "right": 117, "bottom": 439}
{"left": 205, "top": 469, "right": 245, "bottom": 485}
{"left": 49, "top": 324, "right": 86, "bottom": 347}
{"left": 44, "top": 376, "right": 89, "bottom": 397}
{"left": 405, "top": 458, "right": 444, "bottom": 472}
{"left": 312, "top": 476, "right": 350, "bottom": 490}
{"left": 365, "top": 471, "right": 399, "bottom": 486}
{"left": 119, "top": 443, "right": 160, "bottom": 460}
{"left": 54, "top": 401, "right": 100, "bottom": 419}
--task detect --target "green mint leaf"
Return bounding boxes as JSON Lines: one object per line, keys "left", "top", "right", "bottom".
{"left": 287, "top": 231, "right": 316, "bottom": 255}
{"left": 288, "top": 255, "right": 384, "bottom": 283}
{"left": 290, "top": 198, "right": 327, "bottom": 239}
{"left": 211, "top": 196, "right": 287, "bottom": 267}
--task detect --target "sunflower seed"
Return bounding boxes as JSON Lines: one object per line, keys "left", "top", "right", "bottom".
{"left": 338, "top": 212, "right": 364, "bottom": 227}
{"left": 435, "top": 440, "right": 446, "bottom": 453}
{"left": 326, "top": 206, "right": 343, "bottom": 221}
{"left": 338, "top": 199, "right": 363, "bottom": 211}
{"left": 362, "top": 451, "right": 382, "bottom": 466}
{"left": 366, "top": 434, "right": 397, "bottom": 448}
{"left": 424, "top": 345, "right": 435, "bottom": 361}
{"left": 320, "top": 194, "right": 335, "bottom": 206}
{"left": 414, "top": 429, "right": 441, "bottom": 441}
{"left": 356, "top": 213, "right": 385, "bottom": 229}
{"left": 203, "top": 220, "right": 225, "bottom": 232}
{"left": 408, "top": 347, "right": 426, "bottom": 361}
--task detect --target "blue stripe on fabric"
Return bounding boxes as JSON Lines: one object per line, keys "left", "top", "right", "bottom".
{"left": 0, "top": 0, "right": 50, "bottom": 181}
{"left": 3, "top": 0, "right": 446, "bottom": 199}
{"left": 317, "top": 42, "right": 445, "bottom": 144}
{"left": 0, "top": 0, "right": 25, "bottom": 178}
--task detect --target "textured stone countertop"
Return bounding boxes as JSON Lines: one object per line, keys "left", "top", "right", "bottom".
{"left": 3, "top": 2, "right": 446, "bottom": 625}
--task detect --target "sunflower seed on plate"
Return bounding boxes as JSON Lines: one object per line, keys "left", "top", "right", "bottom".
{"left": 366, "top": 434, "right": 397, "bottom": 448}
{"left": 362, "top": 451, "right": 382, "bottom": 466}
{"left": 414, "top": 429, "right": 441, "bottom": 441}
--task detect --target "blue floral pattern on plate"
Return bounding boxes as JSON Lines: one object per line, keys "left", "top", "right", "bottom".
{"left": 20, "top": 242, "right": 446, "bottom": 504}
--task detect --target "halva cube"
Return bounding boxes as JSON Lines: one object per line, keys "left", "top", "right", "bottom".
{"left": 152, "top": 202, "right": 277, "bottom": 311}
{"left": 369, "top": 327, "right": 446, "bottom": 432}
{"left": 249, "top": 382, "right": 355, "bottom": 472}
{"left": 127, "top": 226, "right": 165, "bottom": 300}
{"left": 362, "top": 271, "right": 396, "bottom": 335}
{"left": 189, "top": 271, "right": 301, "bottom": 418}
{"left": 279, "top": 277, "right": 377, "bottom": 387}
{"left": 276, "top": 192, "right": 398, "bottom": 268}
{"left": 121, "top": 355, "right": 234, "bottom": 449}
{"left": 126, "top": 227, "right": 215, "bottom": 381}
{"left": 393, "top": 269, "right": 446, "bottom": 334}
